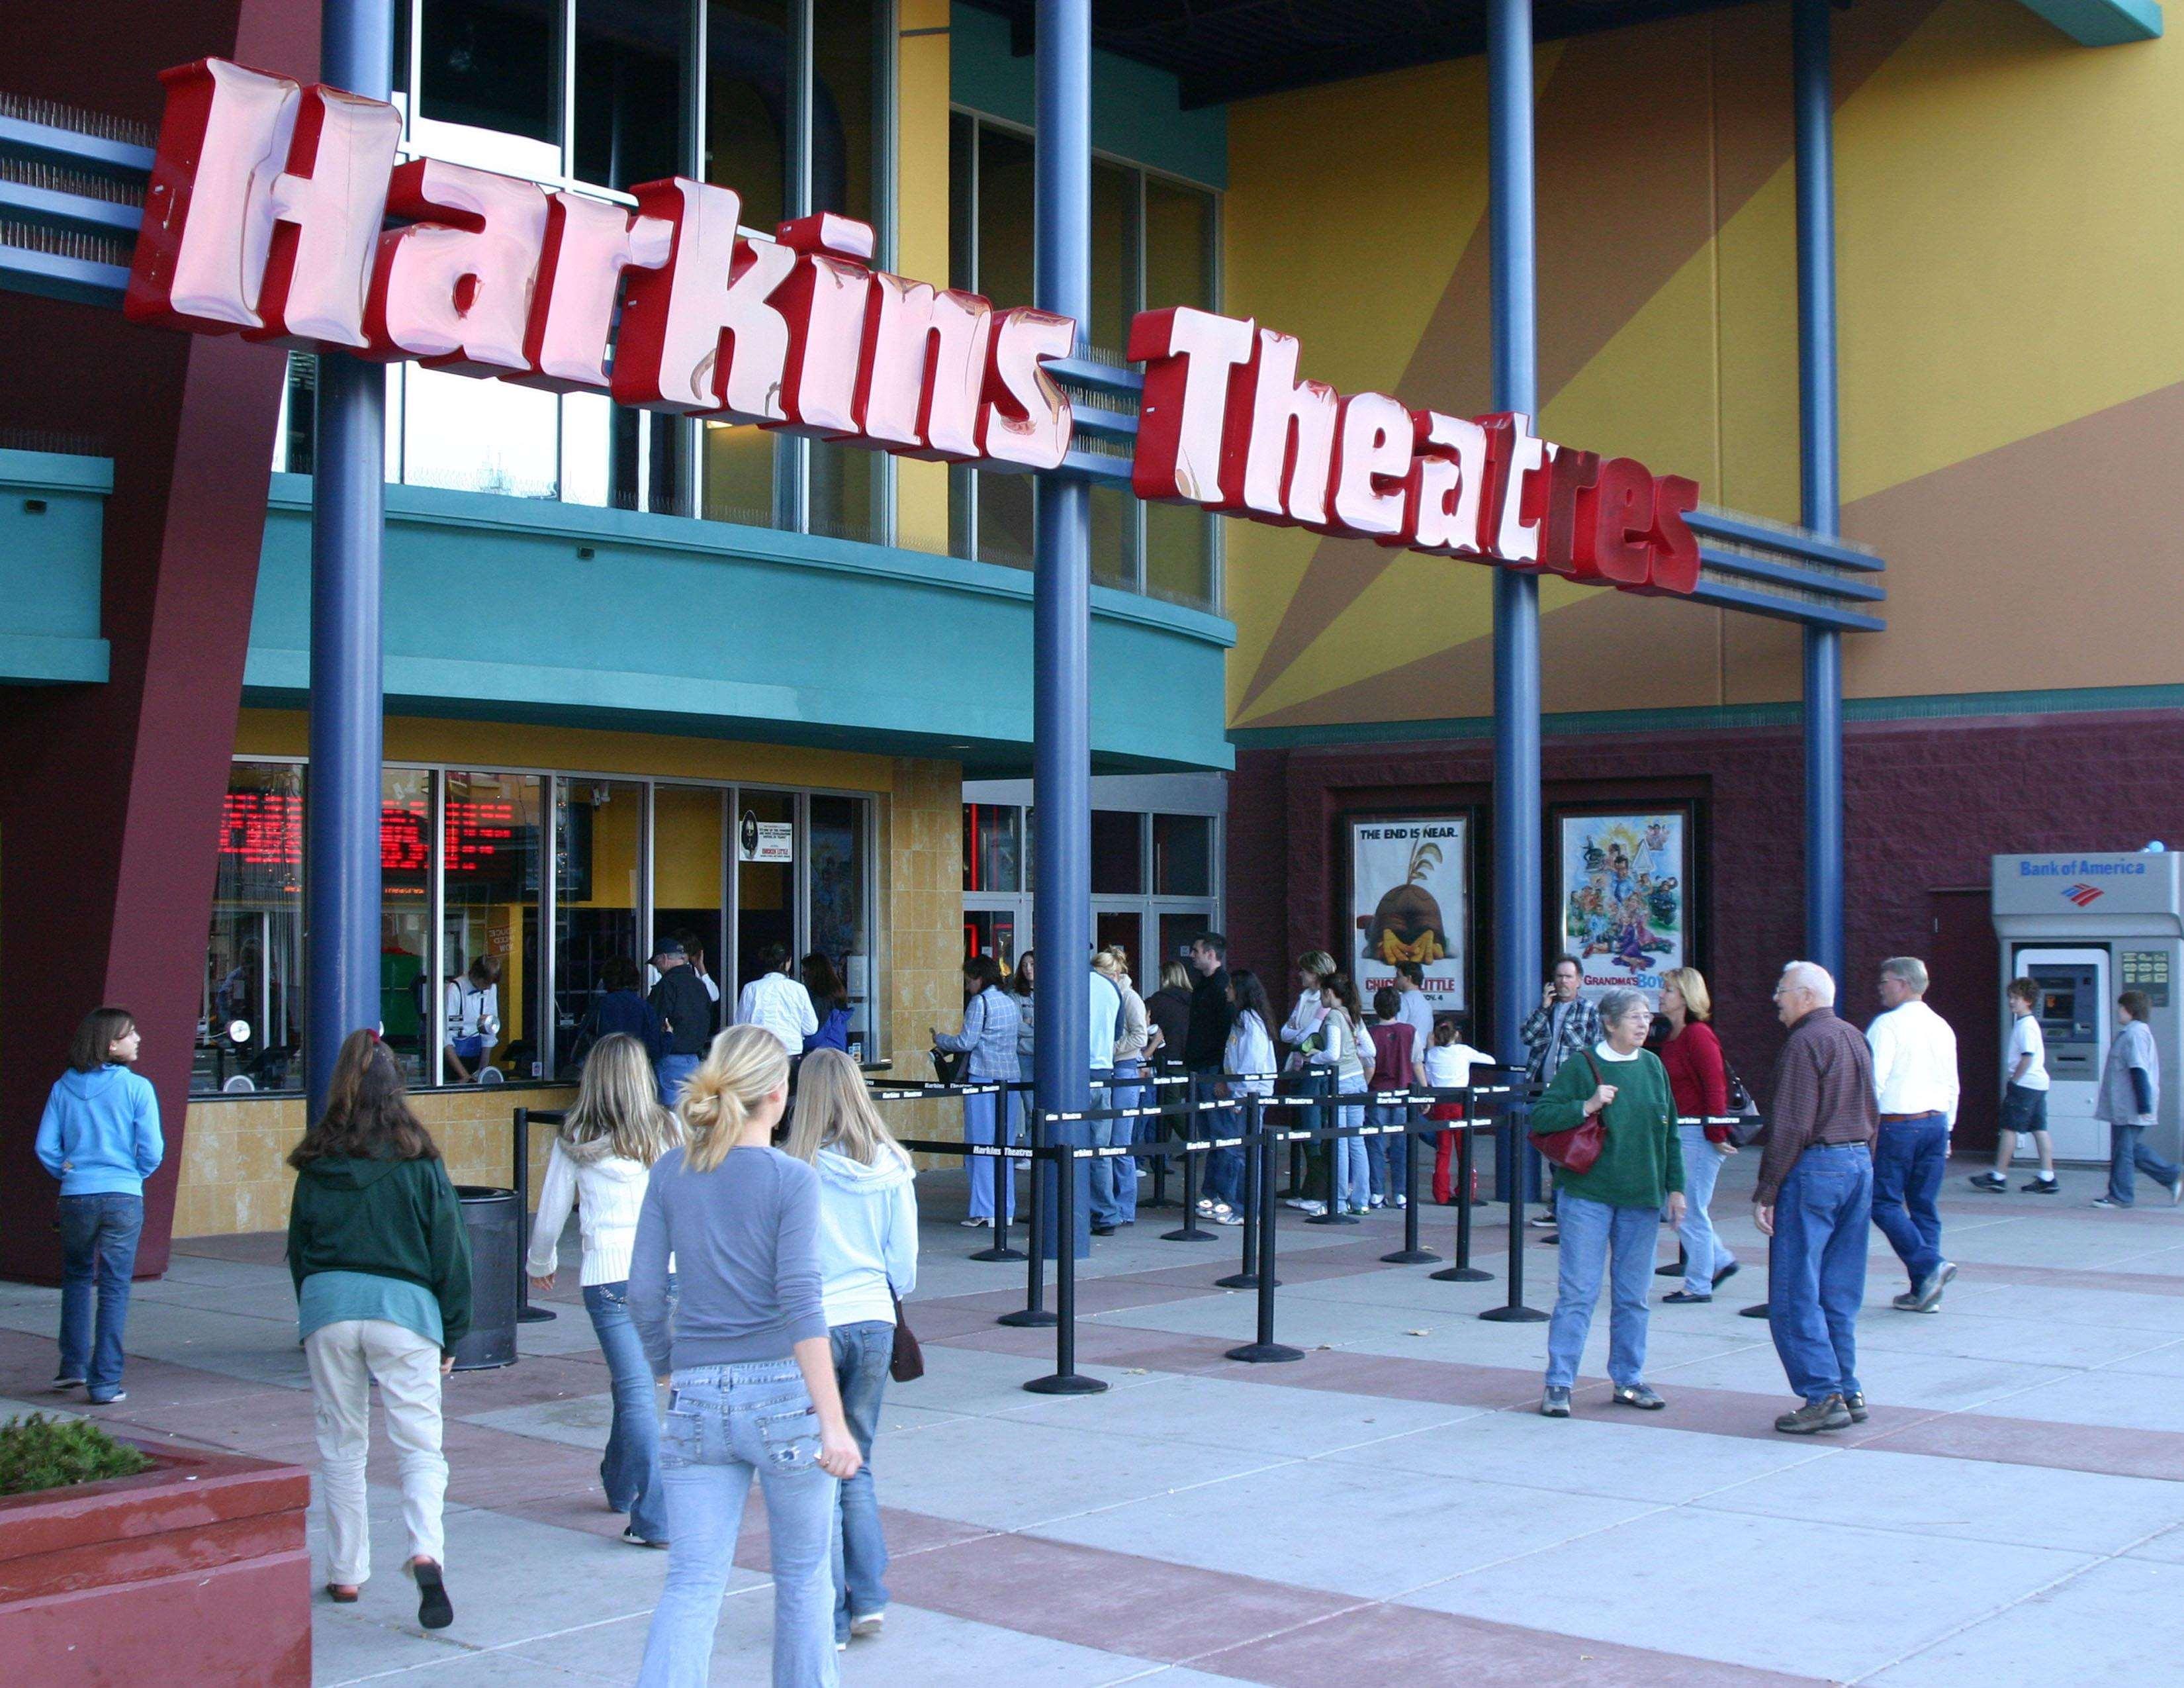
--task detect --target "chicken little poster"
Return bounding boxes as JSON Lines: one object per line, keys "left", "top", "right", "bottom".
{"left": 1351, "top": 819, "right": 1467, "bottom": 1008}
{"left": 1558, "top": 813, "right": 1686, "bottom": 998}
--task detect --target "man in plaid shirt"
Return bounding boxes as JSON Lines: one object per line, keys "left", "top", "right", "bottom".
{"left": 1520, "top": 956, "right": 1602, "bottom": 1227}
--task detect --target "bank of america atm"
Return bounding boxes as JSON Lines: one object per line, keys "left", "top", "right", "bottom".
{"left": 1992, "top": 851, "right": 2183, "bottom": 1166}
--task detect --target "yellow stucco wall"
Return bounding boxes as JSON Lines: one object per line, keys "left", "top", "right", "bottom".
{"left": 1217, "top": 1, "right": 2184, "bottom": 732}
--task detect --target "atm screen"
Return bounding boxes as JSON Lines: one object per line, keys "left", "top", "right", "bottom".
{"left": 2030, "top": 964, "right": 2101, "bottom": 1060}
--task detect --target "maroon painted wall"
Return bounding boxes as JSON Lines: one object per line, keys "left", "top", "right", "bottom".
{"left": 0, "top": 0, "right": 310, "bottom": 1280}
{"left": 1228, "top": 708, "right": 2184, "bottom": 1145}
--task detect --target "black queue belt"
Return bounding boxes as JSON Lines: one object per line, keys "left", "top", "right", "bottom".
{"left": 869, "top": 1078, "right": 1034, "bottom": 1264}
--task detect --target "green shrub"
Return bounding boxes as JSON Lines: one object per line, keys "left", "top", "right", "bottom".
{"left": 0, "top": 1413, "right": 154, "bottom": 1497}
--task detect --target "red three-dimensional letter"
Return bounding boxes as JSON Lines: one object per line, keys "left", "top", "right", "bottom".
{"left": 1570, "top": 457, "right": 1655, "bottom": 585}
{"left": 1637, "top": 475, "right": 1702, "bottom": 595}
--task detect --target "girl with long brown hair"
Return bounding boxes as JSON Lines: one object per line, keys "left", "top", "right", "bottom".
{"left": 287, "top": 1029, "right": 472, "bottom": 1628}
{"left": 525, "top": 1033, "right": 683, "bottom": 1546}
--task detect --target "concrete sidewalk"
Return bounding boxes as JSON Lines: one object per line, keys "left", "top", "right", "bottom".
{"left": 4, "top": 1153, "right": 2183, "bottom": 1686}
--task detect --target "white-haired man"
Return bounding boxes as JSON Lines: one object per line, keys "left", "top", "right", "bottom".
{"left": 1867, "top": 957, "right": 1960, "bottom": 1312}
{"left": 1756, "top": 962, "right": 1878, "bottom": 1435}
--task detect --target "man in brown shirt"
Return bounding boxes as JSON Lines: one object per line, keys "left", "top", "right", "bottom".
{"left": 1756, "top": 962, "right": 1877, "bottom": 1436}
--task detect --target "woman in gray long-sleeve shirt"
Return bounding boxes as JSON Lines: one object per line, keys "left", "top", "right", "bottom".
{"left": 628, "top": 1025, "right": 862, "bottom": 1688}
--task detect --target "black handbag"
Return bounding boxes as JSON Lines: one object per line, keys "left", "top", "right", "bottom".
{"left": 889, "top": 1295, "right": 925, "bottom": 1382}
{"left": 931, "top": 1046, "right": 967, "bottom": 1085}
{"left": 1723, "top": 1054, "right": 1768, "bottom": 1147}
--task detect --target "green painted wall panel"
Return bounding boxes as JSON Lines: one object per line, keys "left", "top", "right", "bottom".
{"left": 0, "top": 449, "right": 111, "bottom": 684}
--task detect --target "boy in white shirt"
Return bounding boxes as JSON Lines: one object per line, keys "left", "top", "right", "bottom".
{"left": 1970, "top": 978, "right": 2056, "bottom": 1194}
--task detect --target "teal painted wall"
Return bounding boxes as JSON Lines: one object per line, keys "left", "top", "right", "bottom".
{"left": 246, "top": 476, "right": 1234, "bottom": 773}
{"left": 948, "top": 3, "right": 1227, "bottom": 187}
{"left": 0, "top": 450, "right": 111, "bottom": 684}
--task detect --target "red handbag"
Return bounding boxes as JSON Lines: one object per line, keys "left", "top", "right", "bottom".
{"left": 1532, "top": 1051, "right": 1610, "bottom": 1175}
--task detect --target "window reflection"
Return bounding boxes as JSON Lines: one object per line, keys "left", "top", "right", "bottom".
{"left": 809, "top": 794, "right": 871, "bottom": 1049}
{"left": 443, "top": 771, "right": 544, "bottom": 1082}
{"left": 555, "top": 778, "right": 646, "bottom": 1074}
{"left": 197, "top": 763, "right": 304, "bottom": 1095}
{"left": 381, "top": 767, "right": 434, "bottom": 1086}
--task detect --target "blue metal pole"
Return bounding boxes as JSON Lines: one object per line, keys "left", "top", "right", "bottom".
{"left": 304, "top": 0, "right": 390, "bottom": 1116}
{"left": 1795, "top": 0, "right": 1844, "bottom": 982}
{"left": 1032, "top": 0, "right": 1093, "bottom": 1263}
{"left": 1488, "top": 0, "right": 1541, "bottom": 1199}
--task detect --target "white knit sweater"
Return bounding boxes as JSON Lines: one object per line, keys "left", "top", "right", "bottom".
{"left": 524, "top": 1138, "right": 655, "bottom": 1287}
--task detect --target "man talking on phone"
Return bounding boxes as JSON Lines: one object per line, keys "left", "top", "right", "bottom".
{"left": 1519, "top": 956, "right": 1600, "bottom": 1230}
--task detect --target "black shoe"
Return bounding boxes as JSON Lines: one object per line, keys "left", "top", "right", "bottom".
{"left": 52, "top": 1372, "right": 83, "bottom": 1390}
{"left": 1525, "top": 1213, "right": 1558, "bottom": 1229}
{"left": 1844, "top": 1390, "right": 1869, "bottom": 1424}
{"left": 621, "top": 1526, "right": 669, "bottom": 1549}
{"left": 1968, "top": 1172, "right": 2007, "bottom": 1193}
{"left": 411, "top": 1559, "right": 453, "bottom": 1630}
{"left": 1661, "top": 1290, "right": 1712, "bottom": 1304}
{"left": 1711, "top": 1260, "right": 1741, "bottom": 1289}
{"left": 1775, "top": 1394, "right": 1852, "bottom": 1435}
{"left": 2023, "top": 1176, "right": 2060, "bottom": 1194}
{"left": 86, "top": 1389, "right": 126, "bottom": 1405}
{"left": 1091, "top": 1223, "right": 1116, "bottom": 1236}
{"left": 1611, "top": 1384, "right": 1666, "bottom": 1411}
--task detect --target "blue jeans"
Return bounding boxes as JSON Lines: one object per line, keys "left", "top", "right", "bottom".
{"left": 1871, "top": 1114, "right": 1948, "bottom": 1283}
{"left": 2107, "top": 1122, "right": 2182, "bottom": 1205}
{"left": 829, "top": 1322, "right": 893, "bottom": 1640}
{"left": 656, "top": 1052, "right": 701, "bottom": 1108}
{"left": 964, "top": 1086, "right": 1019, "bottom": 1220}
{"left": 1197, "top": 1070, "right": 1246, "bottom": 1211}
{"left": 58, "top": 1193, "right": 143, "bottom": 1396}
{"left": 1091, "top": 1063, "right": 1140, "bottom": 1225}
{"left": 640, "top": 1361, "right": 838, "bottom": 1688}
{"left": 1769, "top": 1143, "right": 1872, "bottom": 1405}
{"left": 1674, "top": 1125, "right": 1737, "bottom": 1293}
{"left": 1366, "top": 1101, "right": 1410, "bottom": 1200}
{"left": 1544, "top": 1193, "right": 1655, "bottom": 1391}
{"left": 1333, "top": 1102, "right": 1369, "bottom": 1209}
{"left": 585, "top": 1278, "right": 669, "bottom": 1543}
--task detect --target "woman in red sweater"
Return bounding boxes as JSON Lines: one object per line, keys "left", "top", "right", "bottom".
{"left": 1658, "top": 968, "right": 1738, "bottom": 1303}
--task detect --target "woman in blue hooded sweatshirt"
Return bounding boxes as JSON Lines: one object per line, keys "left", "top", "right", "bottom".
{"left": 36, "top": 1006, "right": 163, "bottom": 1405}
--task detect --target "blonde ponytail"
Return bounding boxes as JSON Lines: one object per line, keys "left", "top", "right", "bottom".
{"left": 678, "top": 1025, "right": 790, "bottom": 1173}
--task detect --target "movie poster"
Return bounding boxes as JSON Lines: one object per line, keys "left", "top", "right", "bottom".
{"left": 1350, "top": 818, "right": 1467, "bottom": 1009}
{"left": 1557, "top": 812, "right": 1686, "bottom": 998}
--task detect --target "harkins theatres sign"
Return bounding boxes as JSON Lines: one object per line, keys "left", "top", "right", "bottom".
{"left": 126, "top": 57, "right": 1700, "bottom": 597}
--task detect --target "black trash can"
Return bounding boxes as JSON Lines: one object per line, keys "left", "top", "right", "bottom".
{"left": 452, "top": 1185, "right": 518, "bottom": 1372}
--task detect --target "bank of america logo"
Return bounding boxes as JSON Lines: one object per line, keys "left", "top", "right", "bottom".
{"left": 2065, "top": 883, "right": 2105, "bottom": 907}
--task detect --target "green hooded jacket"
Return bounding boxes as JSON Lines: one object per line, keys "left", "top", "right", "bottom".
{"left": 287, "top": 1153, "right": 474, "bottom": 1349}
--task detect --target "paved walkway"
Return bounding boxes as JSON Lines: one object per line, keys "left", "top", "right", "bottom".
{"left": 5, "top": 1154, "right": 2184, "bottom": 1687}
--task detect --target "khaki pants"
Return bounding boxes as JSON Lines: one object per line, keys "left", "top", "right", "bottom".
{"left": 304, "top": 1318, "right": 447, "bottom": 1585}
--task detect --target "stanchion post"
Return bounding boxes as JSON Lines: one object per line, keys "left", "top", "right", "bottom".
{"left": 1479, "top": 1099, "right": 1547, "bottom": 1321}
{"left": 1433, "top": 1107, "right": 1492, "bottom": 1284}
{"left": 512, "top": 1107, "right": 556, "bottom": 1324}
{"left": 1143, "top": 1074, "right": 1177, "bottom": 1209}
{"left": 1161, "top": 1074, "right": 1217, "bottom": 1242}
{"left": 1227, "top": 1096, "right": 1302, "bottom": 1364}
{"left": 1216, "top": 1095, "right": 1264, "bottom": 1289}
{"left": 1024, "top": 1139, "right": 1108, "bottom": 1395}
{"left": 999, "top": 1099, "right": 1056, "bottom": 1328}
{"left": 1383, "top": 1100, "right": 1439, "bottom": 1265}
{"left": 970, "top": 1084, "right": 1028, "bottom": 1264}
{"left": 1305, "top": 1089, "right": 1359, "bottom": 1225}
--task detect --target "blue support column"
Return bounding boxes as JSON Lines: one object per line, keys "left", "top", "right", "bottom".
{"left": 1795, "top": 0, "right": 1845, "bottom": 983}
{"left": 1488, "top": 0, "right": 1541, "bottom": 1199}
{"left": 303, "top": 0, "right": 390, "bottom": 1115}
{"left": 1032, "top": 0, "right": 1094, "bottom": 1265}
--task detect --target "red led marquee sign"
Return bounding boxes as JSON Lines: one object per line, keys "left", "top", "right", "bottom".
{"left": 125, "top": 58, "right": 1699, "bottom": 595}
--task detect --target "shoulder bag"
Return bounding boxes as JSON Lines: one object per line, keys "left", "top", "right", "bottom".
{"left": 1721, "top": 1050, "right": 1768, "bottom": 1147}
{"left": 1533, "top": 1050, "right": 1611, "bottom": 1175}
{"left": 889, "top": 1294, "right": 925, "bottom": 1382}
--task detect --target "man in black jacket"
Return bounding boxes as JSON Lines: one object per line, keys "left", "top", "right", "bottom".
{"left": 647, "top": 939, "right": 714, "bottom": 1106}
{"left": 1185, "top": 933, "right": 1234, "bottom": 1072}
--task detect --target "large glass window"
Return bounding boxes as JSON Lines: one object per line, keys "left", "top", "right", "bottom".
{"left": 197, "top": 763, "right": 305, "bottom": 1094}
{"left": 735, "top": 789, "right": 797, "bottom": 995}
{"left": 443, "top": 771, "right": 545, "bottom": 1082}
{"left": 555, "top": 778, "right": 646, "bottom": 1070}
{"left": 809, "top": 794, "right": 872, "bottom": 1047}
{"left": 654, "top": 784, "right": 728, "bottom": 1029}
{"left": 381, "top": 767, "right": 434, "bottom": 1085}
{"left": 1091, "top": 810, "right": 1144, "bottom": 896}
{"left": 963, "top": 803, "right": 1021, "bottom": 894}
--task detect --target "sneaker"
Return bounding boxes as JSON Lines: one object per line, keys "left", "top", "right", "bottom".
{"left": 1912, "top": 1261, "right": 1958, "bottom": 1312}
{"left": 1525, "top": 1212, "right": 1559, "bottom": 1229}
{"left": 1281, "top": 1197, "right": 1318, "bottom": 1211}
{"left": 850, "top": 1609, "right": 886, "bottom": 1638}
{"left": 1210, "top": 1209, "right": 1244, "bottom": 1227}
{"left": 2023, "top": 1176, "right": 2060, "bottom": 1194}
{"left": 1774, "top": 1394, "right": 1852, "bottom": 1435}
{"left": 86, "top": 1389, "right": 126, "bottom": 1405}
{"left": 52, "top": 1372, "right": 83, "bottom": 1390}
{"left": 621, "top": 1527, "right": 668, "bottom": 1549}
{"left": 1843, "top": 1390, "right": 1869, "bottom": 1424}
{"left": 1891, "top": 1291, "right": 1927, "bottom": 1312}
{"left": 1369, "top": 1196, "right": 1386, "bottom": 1209}
{"left": 1611, "top": 1383, "right": 1666, "bottom": 1411}
{"left": 1392, "top": 1196, "right": 1407, "bottom": 1209}
{"left": 1540, "top": 1386, "right": 1572, "bottom": 1418}
{"left": 1968, "top": 1171, "right": 2008, "bottom": 1193}
{"left": 2091, "top": 1196, "right": 2127, "bottom": 1209}
{"left": 2171, "top": 1176, "right": 2184, "bottom": 1207}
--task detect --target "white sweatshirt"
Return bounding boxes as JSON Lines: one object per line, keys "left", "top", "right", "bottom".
{"left": 525, "top": 1137, "right": 655, "bottom": 1287}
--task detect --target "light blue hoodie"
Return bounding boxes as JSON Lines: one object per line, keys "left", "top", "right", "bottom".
{"left": 813, "top": 1145, "right": 919, "bottom": 1328}
{"left": 36, "top": 1064, "right": 164, "bottom": 1197}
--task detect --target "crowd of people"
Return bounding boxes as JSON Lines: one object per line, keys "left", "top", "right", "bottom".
{"left": 26, "top": 924, "right": 2184, "bottom": 1669}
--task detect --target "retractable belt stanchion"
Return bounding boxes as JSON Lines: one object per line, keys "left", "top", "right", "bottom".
{"left": 1161, "top": 1074, "right": 1218, "bottom": 1243}
{"left": 1214, "top": 1093, "right": 1265, "bottom": 1290}
{"left": 1024, "top": 1128, "right": 1107, "bottom": 1395}
{"left": 970, "top": 1082, "right": 1028, "bottom": 1264}
{"left": 512, "top": 1107, "right": 557, "bottom": 1323}
{"left": 1432, "top": 1082, "right": 1492, "bottom": 1283}
{"left": 1479, "top": 1091, "right": 1547, "bottom": 1323}
{"left": 1304, "top": 1080, "right": 1360, "bottom": 1225}
{"left": 1228, "top": 1094, "right": 1302, "bottom": 1364}
{"left": 999, "top": 1096, "right": 1056, "bottom": 1328}
{"left": 1142, "top": 1071, "right": 1179, "bottom": 1209}
{"left": 1382, "top": 1100, "right": 1439, "bottom": 1265}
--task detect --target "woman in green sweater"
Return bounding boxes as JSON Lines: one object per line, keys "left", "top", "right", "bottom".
{"left": 1529, "top": 986, "right": 1684, "bottom": 1417}
{"left": 288, "top": 1030, "right": 473, "bottom": 1628}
